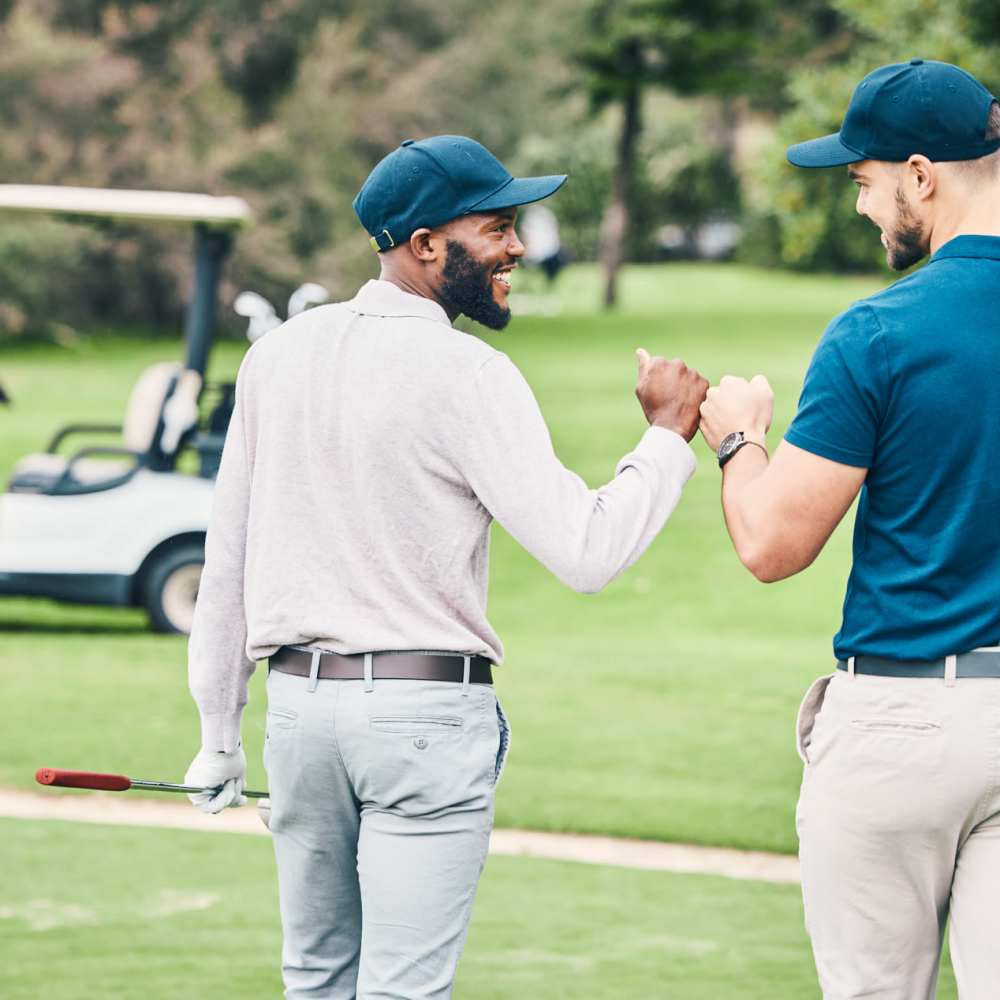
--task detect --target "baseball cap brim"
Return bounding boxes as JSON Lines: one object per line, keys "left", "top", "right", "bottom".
{"left": 471, "top": 173, "right": 568, "bottom": 212}
{"left": 786, "top": 131, "right": 866, "bottom": 168}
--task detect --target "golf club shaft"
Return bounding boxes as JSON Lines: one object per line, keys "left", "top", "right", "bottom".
{"left": 131, "top": 778, "right": 268, "bottom": 798}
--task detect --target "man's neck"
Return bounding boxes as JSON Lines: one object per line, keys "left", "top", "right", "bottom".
{"left": 929, "top": 197, "right": 1000, "bottom": 253}
{"left": 379, "top": 272, "right": 459, "bottom": 322}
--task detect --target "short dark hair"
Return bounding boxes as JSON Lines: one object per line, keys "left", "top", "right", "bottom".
{"left": 986, "top": 100, "right": 1000, "bottom": 142}
{"left": 950, "top": 100, "right": 1000, "bottom": 179}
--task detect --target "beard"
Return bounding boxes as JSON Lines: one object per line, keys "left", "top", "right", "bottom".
{"left": 884, "top": 186, "right": 930, "bottom": 271}
{"left": 440, "top": 240, "right": 511, "bottom": 330}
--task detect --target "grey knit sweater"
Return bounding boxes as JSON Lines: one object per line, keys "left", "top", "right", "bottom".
{"left": 188, "top": 280, "right": 697, "bottom": 751}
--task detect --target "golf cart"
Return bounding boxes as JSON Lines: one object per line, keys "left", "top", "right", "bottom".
{"left": 0, "top": 184, "right": 251, "bottom": 634}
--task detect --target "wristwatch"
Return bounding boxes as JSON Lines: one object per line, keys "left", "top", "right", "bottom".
{"left": 717, "top": 431, "right": 767, "bottom": 469}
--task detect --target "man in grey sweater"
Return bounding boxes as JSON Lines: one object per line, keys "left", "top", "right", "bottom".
{"left": 185, "top": 135, "right": 707, "bottom": 999}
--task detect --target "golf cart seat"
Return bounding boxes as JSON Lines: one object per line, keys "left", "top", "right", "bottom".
{"left": 8, "top": 362, "right": 202, "bottom": 495}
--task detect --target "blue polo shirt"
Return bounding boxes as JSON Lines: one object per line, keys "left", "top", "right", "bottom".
{"left": 785, "top": 235, "right": 1000, "bottom": 661}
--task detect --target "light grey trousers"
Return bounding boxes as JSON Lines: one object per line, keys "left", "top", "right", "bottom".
{"left": 263, "top": 666, "right": 510, "bottom": 1000}
{"left": 795, "top": 670, "right": 1000, "bottom": 999}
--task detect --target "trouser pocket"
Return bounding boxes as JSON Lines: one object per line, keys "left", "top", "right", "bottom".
{"left": 795, "top": 673, "right": 835, "bottom": 765}
{"left": 493, "top": 698, "right": 512, "bottom": 785}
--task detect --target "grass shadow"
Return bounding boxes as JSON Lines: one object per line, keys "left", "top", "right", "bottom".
{"left": 0, "top": 620, "right": 152, "bottom": 635}
{"left": 0, "top": 599, "right": 152, "bottom": 636}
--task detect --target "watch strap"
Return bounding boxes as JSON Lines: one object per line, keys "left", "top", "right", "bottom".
{"left": 718, "top": 433, "right": 768, "bottom": 469}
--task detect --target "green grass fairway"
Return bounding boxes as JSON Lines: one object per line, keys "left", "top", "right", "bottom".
{"left": 3, "top": 817, "right": 960, "bottom": 1000}
{"left": 0, "top": 262, "right": 886, "bottom": 854}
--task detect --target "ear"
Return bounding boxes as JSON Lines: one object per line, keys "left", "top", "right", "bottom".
{"left": 905, "top": 155, "right": 936, "bottom": 201}
{"left": 408, "top": 227, "right": 446, "bottom": 262}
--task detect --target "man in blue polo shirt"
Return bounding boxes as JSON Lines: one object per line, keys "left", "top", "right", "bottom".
{"left": 699, "top": 60, "right": 1000, "bottom": 998}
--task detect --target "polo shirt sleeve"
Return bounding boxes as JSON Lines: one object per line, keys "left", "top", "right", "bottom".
{"left": 784, "top": 303, "right": 890, "bottom": 468}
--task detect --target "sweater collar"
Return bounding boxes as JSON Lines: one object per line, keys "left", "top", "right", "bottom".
{"left": 346, "top": 279, "right": 452, "bottom": 326}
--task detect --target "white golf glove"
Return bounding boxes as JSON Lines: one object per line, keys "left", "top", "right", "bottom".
{"left": 184, "top": 745, "right": 247, "bottom": 814}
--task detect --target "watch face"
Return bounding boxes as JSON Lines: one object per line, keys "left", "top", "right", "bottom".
{"left": 718, "top": 431, "right": 743, "bottom": 460}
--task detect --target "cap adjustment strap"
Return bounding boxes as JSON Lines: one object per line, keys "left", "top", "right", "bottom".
{"left": 369, "top": 229, "right": 396, "bottom": 253}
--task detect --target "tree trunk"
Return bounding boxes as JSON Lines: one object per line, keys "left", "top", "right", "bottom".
{"left": 599, "top": 75, "right": 642, "bottom": 309}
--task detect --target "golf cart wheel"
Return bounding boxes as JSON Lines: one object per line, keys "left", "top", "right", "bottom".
{"left": 143, "top": 543, "right": 204, "bottom": 635}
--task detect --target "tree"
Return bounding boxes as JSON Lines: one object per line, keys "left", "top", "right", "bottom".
{"left": 575, "top": 0, "right": 767, "bottom": 307}
{"left": 0, "top": 0, "right": 578, "bottom": 338}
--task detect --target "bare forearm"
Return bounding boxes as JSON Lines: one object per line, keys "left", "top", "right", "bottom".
{"left": 720, "top": 440, "right": 865, "bottom": 582}
{"left": 720, "top": 445, "right": 775, "bottom": 577}
{"left": 701, "top": 375, "right": 862, "bottom": 582}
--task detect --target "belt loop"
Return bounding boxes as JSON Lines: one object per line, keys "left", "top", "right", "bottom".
{"left": 944, "top": 654, "right": 957, "bottom": 688}
{"left": 364, "top": 652, "right": 374, "bottom": 693}
{"left": 307, "top": 651, "right": 321, "bottom": 693}
{"left": 461, "top": 656, "right": 471, "bottom": 697}
{"left": 847, "top": 656, "right": 856, "bottom": 679}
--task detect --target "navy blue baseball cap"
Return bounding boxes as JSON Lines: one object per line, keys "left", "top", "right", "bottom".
{"left": 787, "top": 59, "right": 1000, "bottom": 168}
{"left": 353, "top": 135, "right": 567, "bottom": 252}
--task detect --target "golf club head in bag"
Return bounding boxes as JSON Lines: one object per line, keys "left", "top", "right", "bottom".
{"left": 287, "top": 282, "right": 329, "bottom": 318}
{"left": 234, "top": 291, "right": 281, "bottom": 343}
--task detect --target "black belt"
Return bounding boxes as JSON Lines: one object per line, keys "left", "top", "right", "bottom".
{"left": 837, "top": 651, "right": 1000, "bottom": 679}
{"left": 269, "top": 646, "right": 493, "bottom": 685}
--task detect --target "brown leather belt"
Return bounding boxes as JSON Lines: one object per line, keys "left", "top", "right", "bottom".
{"left": 269, "top": 646, "right": 493, "bottom": 685}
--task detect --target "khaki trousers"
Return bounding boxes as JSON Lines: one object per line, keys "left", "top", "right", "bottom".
{"left": 795, "top": 670, "right": 1000, "bottom": 999}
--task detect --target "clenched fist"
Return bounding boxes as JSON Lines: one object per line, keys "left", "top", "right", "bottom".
{"left": 634, "top": 348, "right": 709, "bottom": 442}
{"left": 699, "top": 375, "right": 774, "bottom": 452}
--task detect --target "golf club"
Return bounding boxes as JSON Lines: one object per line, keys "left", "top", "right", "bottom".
{"left": 35, "top": 767, "right": 268, "bottom": 799}
{"left": 287, "top": 281, "right": 329, "bottom": 318}
{"left": 233, "top": 290, "right": 281, "bottom": 343}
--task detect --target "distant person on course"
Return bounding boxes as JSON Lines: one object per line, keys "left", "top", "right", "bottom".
{"left": 183, "top": 134, "right": 708, "bottom": 999}
{"left": 520, "top": 202, "right": 565, "bottom": 283}
{"left": 699, "top": 60, "right": 1000, "bottom": 999}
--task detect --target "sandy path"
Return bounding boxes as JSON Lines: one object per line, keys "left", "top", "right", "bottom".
{"left": 1, "top": 788, "right": 800, "bottom": 884}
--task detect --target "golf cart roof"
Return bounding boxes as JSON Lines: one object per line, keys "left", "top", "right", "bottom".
{"left": 0, "top": 185, "right": 252, "bottom": 227}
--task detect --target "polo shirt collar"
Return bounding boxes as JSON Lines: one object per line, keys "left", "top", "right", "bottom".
{"left": 930, "top": 234, "right": 1000, "bottom": 262}
{"left": 346, "top": 279, "right": 452, "bottom": 326}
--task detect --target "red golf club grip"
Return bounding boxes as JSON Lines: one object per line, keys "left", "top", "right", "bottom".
{"left": 35, "top": 768, "right": 132, "bottom": 792}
